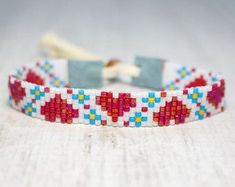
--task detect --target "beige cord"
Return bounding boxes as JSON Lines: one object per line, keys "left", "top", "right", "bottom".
{"left": 39, "top": 32, "right": 140, "bottom": 79}
{"left": 40, "top": 32, "right": 103, "bottom": 60}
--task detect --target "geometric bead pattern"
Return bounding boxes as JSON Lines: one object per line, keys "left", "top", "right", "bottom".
{"left": 96, "top": 91, "right": 136, "bottom": 123}
{"left": 207, "top": 80, "right": 225, "bottom": 109}
{"left": 187, "top": 88, "right": 203, "bottom": 104}
{"left": 8, "top": 60, "right": 226, "bottom": 127}
{"left": 195, "top": 106, "right": 207, "bottom": 120}
{"left": 24, "top": 102, "right": 37, "bottom": 116}
{"left": 142, "top": 92, "right": 161, "bottom": 108}
{"left": 153, "top": 96, "right": 191, "bottom": 126}
{"left": 72, "top": 90, "right": 90, "bottom": 104}
{"left": 8, "top": 79, "right": 26, "bottom": 105}
{"left": 30, "top": 85, "right": 45, "bottom": 100}
{"left": 84, "top": 109, "right": 101, "bottom": 125}
{"left": 177, "top": 66, "right": 191, "bottom": 79}
{"left": 40, "top": 60, "right": 53, "bottom": 74}
{"left": 129, "top": 112, "right": 147, "bottom": 127}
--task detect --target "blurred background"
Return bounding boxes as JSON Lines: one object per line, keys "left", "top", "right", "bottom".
{"left": 1, "top": 0, "right": 234, "bottom": 105}
{"left": 1, "top": 0, "right": 234, "bottom": 64}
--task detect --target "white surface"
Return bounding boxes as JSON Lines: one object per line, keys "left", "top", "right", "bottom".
{"left": 0, "top": 0, "right": 235, "bottom": 187}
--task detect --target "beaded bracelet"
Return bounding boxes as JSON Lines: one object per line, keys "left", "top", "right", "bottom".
{"left": 8, "top": 57, "right": 225, "bottom": 127}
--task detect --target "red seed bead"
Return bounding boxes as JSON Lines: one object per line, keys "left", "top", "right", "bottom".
{"left": 112, "top": 117, "right": 118, "bottom": 122}
{"left": 67, "top": 118, "right": 72, "bottom": 124}
{"left": 123, "top": 107, "right": 130, "bottom": 112}
{"left": 72, "top": 109, "right": 79, "bottom": 118}
{"left": 183, "top": 89, "right": 188, "bottom": 95}
{"left": 61, "top": 103, "right": 66, "bottom": 107}
{"left": 159, "top": 121, "right": 164, "bottom": 126}
{"left": 124, "top": 121, "right": 129, "bottom": 127}
{"left": 101, "top": 120, "right": 107, "bottom": 126}
{"left": 165, "top": 120, "right": 170, "bottom": 126}
{"left": 154, "top": 118, "right": 159, "bottom": 123}
{"left": 67, "top": 113, "right": 73, "bottom": 118}
{"left": 107, "top": 92, "right": 113, "bottom": 98}
{"left": 160, "top": 91, "right": 167, "bottom": 97}
{"left": 45, "top": 114, "right": 50, "bottom": 121}
{"left": 125, "top": 93, "right": 131, "bottom": 98}
{"left": 130, "top": 98, "right": 136, "bottom": 107}
{"left": 142, "top": 107, "right": 148, "bottom": 112}
{"left": 41, "top": 106, "right": 45, "bottom": 114}
{"left": 175, "top": 119, "right": 180, "bottom": 124}
{"left": 84, "top": 105, "right": 90, "bottom": 109}
{"left": 67, "top": 88, "right": 72, "bottom": 94}
{"left": 172, "top": 96, "right": 177, "bottom": 101}
{"left": 61, "top": 118, "right": 66, "bottom": 123}
{"left": 178, "top": 101, "right": 182, "bottom": 105}
{"left": 101, "top": 91, "right": 107, "bottom": 97}
{"left": 118, "top": 93, "right": 124, "bottom": 98}
{"left": 44, "top": 87, "right": 50, "bottom": 93}
{"left": 96, "top": 96, "right": 101, "bottom": 105}
{"left": 50, "top": 117, "right": 56, "bottom": 122}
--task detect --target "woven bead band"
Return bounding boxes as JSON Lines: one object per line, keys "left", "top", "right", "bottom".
{"left": 8, "top": 58, "right": 225, "bottom": 127}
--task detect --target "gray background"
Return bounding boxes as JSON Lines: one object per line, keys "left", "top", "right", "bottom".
{"left": 0, "top": 0, "right": 235, "bottom": 187}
